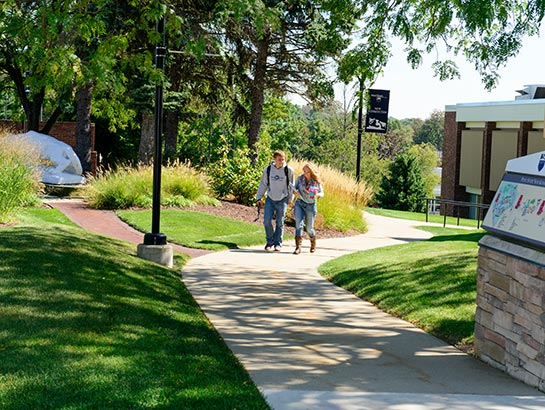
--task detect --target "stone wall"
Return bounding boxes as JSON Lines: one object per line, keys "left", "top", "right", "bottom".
{"left": 475, "top": 235, "right": 545, "bottom": 391}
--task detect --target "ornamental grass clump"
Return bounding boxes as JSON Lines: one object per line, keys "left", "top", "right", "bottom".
{"left": 161, "top": 160, "right": 219, "bottom": 207}
{"left": 0, "top": 132, "right": 41, "bottom": 222}
{"left": 83, "top": 162, "right": 218, "bottom": 209}
{"left": 290, "top": 160, "right": 372, "bottom": 232}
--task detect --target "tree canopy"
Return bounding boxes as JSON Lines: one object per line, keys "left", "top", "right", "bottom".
{"left": 338, "top": 0, "right": 545, "bottom": 95}
{"left": 1, "top": 0, "right": 544, "bottom": 172}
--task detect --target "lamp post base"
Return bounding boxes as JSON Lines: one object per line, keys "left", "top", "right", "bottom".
{"left": 137, "top": 242, "right": 173, "bottom": 268}
{"left": 139, "top": 233, "right": 172, "bottom": 267}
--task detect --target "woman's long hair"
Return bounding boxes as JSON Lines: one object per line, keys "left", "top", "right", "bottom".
{"left": 303, "top": 163, "right": 321, "bottom": 184}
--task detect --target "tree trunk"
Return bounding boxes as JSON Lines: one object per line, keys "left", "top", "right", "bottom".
{"left": 75, "top": 82, "right": 93, "bottom": 173}
{"left": 40, "top": 106, "right": 62, "bottom": 135}
{"left": 248, "top": 36, "right": 270, "bottom": 160}
{"left": 164, "top": 59, "right": 181, "bottom": 160}
{"left": 20, "top": 88, "right": 45, "bottom": 132}
{"left": 164, "top": 110, "right": 178, "bottom": 160}
{"left": 138, "top": 114, "right": 154, "bottom": 165}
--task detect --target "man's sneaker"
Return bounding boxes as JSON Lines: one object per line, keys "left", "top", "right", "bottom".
{"left": 274, "top": 245, "right": 282, "bottom": 252}
{"left": 265, "top": 244, "right": 274, "bottom": 252}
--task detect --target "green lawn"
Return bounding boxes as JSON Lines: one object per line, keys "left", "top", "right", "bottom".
{"left": 1, "top": 203, "right": 487, "bottom": 409}
{"left": 366, "top": 206, "right": 486, "bottom": 229}
{"left": 0, "top": 208, "right": 269, "bottom": 410}
{"left": 117, "top": 209, "right": 271, "bottom": 250}
{"left": 319, "top": 226, "right": 486, "bottom": 348}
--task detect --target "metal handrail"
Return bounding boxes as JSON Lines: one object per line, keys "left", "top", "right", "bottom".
{"left": 423, "top": 197, "right": 490, "bottom": 228}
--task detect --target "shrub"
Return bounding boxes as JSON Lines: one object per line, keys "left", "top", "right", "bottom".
{"left": 0, "top": 133, "right": 41, "bottom": 222}
{"left": 207, "top": 138, "right": 271, "bottom": 206}
{"left": 376, "top": 153, "right": 427, "bottom": 212}
{"left": 83, "top": 162, "right": 218, "bottom": 209}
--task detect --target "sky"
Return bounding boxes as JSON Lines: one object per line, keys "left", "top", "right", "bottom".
{"left": 361, "top": 31, "right": 545, "bottom": 120}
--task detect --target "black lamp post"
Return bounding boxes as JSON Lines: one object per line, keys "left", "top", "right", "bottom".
{"left": 143, "top": 15, "right": 167, "bottom": 246}
{"left": 356, "top": 77, "right": 363, "bottom": 183}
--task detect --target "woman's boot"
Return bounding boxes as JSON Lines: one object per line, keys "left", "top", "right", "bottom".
{"left": 293, "top": 236, "right": 302, "bottom": 254}
{"left": 310, "top": 236, "right": 316, "bottom": 253}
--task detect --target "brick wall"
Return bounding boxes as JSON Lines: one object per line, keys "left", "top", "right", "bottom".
{"left": 441, "top": 111, "right": 470, "bottom": 216}
{"left": 441, "top": 111, "right": 457, "bottom": 204}
{"left": 476, "top": 235, "right": 545, "bottom": 391}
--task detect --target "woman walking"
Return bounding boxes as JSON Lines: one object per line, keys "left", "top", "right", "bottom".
{"left": 292, "top": 163, "right": 323, "bottom": 254}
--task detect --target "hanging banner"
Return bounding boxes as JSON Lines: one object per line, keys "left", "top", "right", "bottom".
{"left": 365, "top": 89, "right": 390, "bottom": 134}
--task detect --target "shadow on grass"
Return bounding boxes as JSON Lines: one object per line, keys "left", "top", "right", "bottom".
{"left": 428, "top": 231, "right": 486, "bottom": 243}
{"left": 0, "top": 225, "right": 268, "bottom": 410}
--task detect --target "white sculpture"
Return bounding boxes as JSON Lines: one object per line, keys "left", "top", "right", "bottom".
{"left": 10, "top": 131, "right": 86, "bottom": 185}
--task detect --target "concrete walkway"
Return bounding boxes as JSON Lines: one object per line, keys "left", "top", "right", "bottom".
{"left": 182, "top": 213, "right": 545, "bottom": 410}
{"left": 48, "top": 199, "right": 545, "bottom": 409}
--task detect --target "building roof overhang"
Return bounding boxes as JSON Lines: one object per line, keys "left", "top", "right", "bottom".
{"left": 446, "top": 99, "right": 545, "bottom": 122}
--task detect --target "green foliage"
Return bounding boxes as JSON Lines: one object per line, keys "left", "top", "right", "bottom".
{"left": 207, "top": 137, "right": 271, "bottom": 206}
{"left": 0, "top": 136, "right": 41, "bottom": 222}
{"left": 338, "top": 0, "right": 545, "bottom": 92}
{"left": 414, "top": 110, "right": 445, "bottom": 150}
{"left": 215, "top": 0, "right": 359, "bottom": 152}
{"left": 360, "top": 154, "right": 390, "bottom": 198}
{"left": 261, "top": 96, "right": 307, "bottom": 154}
{"left": 378, "top": 118, "right": 414, "bottom": 160}
{"left": 408, "top": 143, "right": 440, "bottom": 198}
{"left": 176, "top": 111, "right": 248, "bottom": 168}
{"left": 82, "top": 162, "right": 218, "bottom": 209}
{"left": 376, "top": 153, "right": 427, "bottom": 212}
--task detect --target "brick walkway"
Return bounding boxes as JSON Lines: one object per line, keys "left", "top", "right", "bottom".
{"left": 45, "top": 198, "right": 211, "bottom": 258}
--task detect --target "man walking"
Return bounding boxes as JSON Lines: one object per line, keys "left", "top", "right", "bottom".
{"left": 255, "top": 150, "right": 294, "bottom": 252}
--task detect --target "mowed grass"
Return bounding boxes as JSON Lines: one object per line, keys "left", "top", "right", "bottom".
{"left": 365, "top": 207, "right": 486, "bottom": 229}
{"left": 0, "top": 208, "right": 269, "bottom": 410}
{"left": 319, "top": 226, "right": 486, "bottom": 347}
{"left": 117, "top": 209, "right": 269, "bottom": 250}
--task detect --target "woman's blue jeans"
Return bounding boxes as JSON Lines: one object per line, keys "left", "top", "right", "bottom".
{"left": 263, "top": 197, "right": 289, "bottom": 246}
{"left": 294, "top": 199, "right": 317, "bottom": 237}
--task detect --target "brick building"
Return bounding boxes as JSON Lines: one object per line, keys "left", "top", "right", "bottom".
{"left": 441, "top": 86, "right": 545, "bottom": 217}
{"left": 442, "top": 85, "right": 545, "bottom": 218}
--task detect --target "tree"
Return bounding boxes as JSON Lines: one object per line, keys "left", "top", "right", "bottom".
{"left": 376, "top": 153, "right": 426, "bottom": 212}
{"left": 377, "top": 118, "right": 414, "bottom": 160}
{"left": 261, "top": 96, "right": 307, "bottom": 155}
{"left": 415, "top": 110, "right": 444, "bottom": 150}
{"left": 0, "top": 1, "right": 161, "bottom": 169}
{"left": 408, "top": 143, "right": 440, "bottom": 198}
{"left": 0, "top": 1, "right": 82, "bottom": 133}
{"left": 215, "top": 0, "right": 360, "bottom": 157}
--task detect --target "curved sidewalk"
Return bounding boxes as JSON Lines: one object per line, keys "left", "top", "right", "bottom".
{"left": 48, "top": 199, "right": 545, "bottom": 409}
{"left": 182, "top": 213, "right": 545, "bottom": 410}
